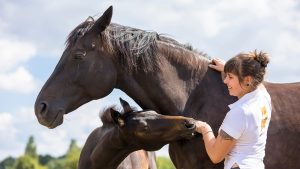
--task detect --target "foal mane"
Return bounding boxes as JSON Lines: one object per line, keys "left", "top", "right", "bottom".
{"left": 100, "top": 106, "right": 116, "bottom": 125}
{"left": 66, "top": 17, "right": 210, "bottom": 73}
{"left": 99, "top": 105, "right": 137, "bottom": 125}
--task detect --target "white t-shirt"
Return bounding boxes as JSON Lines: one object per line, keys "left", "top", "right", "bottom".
{"left": 220, "top": 88, "right": 272, "bottom": 169}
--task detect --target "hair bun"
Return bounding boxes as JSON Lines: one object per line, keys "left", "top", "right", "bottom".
{"left": 251, "top": 50, "right": 270, "bottom": 68}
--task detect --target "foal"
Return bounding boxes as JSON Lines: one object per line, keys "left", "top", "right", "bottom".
{"left": 78, "top": 98, "right": 196, "bottom": 169}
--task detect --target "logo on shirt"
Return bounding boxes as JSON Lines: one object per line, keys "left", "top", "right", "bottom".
{"left": 261, "top": 106, "right": 268, "bottom": 133}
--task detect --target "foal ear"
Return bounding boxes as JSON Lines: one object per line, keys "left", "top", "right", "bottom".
{"left": 91, "top": 6, "right": 113, "bottom": 34}
{"left": 119, "top": 97, "right": 133, "bottom": 113}
{"left": 110, "top": 108, "right": 125, "bottom": 126}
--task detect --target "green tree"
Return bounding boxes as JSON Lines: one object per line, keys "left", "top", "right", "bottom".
{"left": 15, "top": 155, "right": 47, "bottom": 169}
{"left": 24, "top": 136, "right": 38, "bottom": 159}
{"left": 157, "top": 156, "right": 176, "bottom": 169}
{"left": 39, "top": 154, "right": 55, "bottom": 166}
{"left": 0, "top": 156, "right": 16, "bottom": 169}
{"left": 47, "top": 139, "right": 81, "bottom": 169}
{"left": 66, "top": 139, "right": 81, "bottom": 155}
{"left": 46, "top": 159, "right": 64, "bottom": 169}
{"left": 64, "top": 139, "right": 81, "bottom": 169}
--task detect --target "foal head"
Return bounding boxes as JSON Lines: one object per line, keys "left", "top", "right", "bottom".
{"left": 104, "top": 98, "right": 196, "bottom": 150}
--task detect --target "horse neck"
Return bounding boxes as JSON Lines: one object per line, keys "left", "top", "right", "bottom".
{"left": 116, "top": 44, "right": 212, "bottom": 115}
{"left": 92, "top": 125, "right": 137, "bottom": 169}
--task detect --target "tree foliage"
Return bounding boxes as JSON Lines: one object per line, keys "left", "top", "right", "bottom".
{"left": 157, "top": 156, "right": 176, "bottom": 169}
{"left": 47, "top": 139, "right": 81, "bottom": 169}
{"left": 0, "top": 156, "right": 16, "bottom": 169}
{"left": 38, "top": 155, "right": 55, "bottom": 166}
{"left": 0, "top": 136, "right": 82, "bottom": 169}
{"left": 15, "top": 155, "right": 46, "bottom": 169}
{"left": 24, "top": 136, "right": 38, "bottom": 159}
{"left": 1, "top": 136, "right": 172, "bottom": 169}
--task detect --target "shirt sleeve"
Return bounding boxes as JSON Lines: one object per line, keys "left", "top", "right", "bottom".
{"left": 220, "top": 107, "right": 246, "bottom": 139}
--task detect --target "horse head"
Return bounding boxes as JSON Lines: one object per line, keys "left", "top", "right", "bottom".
{"left": 110, "top": 98, "right": 197, "bottom": 150}
{"left": 35, "top": 6, "right": 116, "bottom": 128}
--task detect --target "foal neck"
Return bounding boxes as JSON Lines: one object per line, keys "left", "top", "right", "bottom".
{"left": 91, "top": 125, "right": 137, "bottom": 169}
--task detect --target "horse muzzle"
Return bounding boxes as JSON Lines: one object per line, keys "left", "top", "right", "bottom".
{"left": 35, "top": 101, "right": 65, "bottom": 129}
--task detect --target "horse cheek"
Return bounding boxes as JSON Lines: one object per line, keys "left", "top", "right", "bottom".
{"left": 89, "top": 60, "right": 117, "bottom": 98}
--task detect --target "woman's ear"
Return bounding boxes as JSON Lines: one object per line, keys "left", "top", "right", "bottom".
{"left": 110, "top": 108, "right": 125, "bottom": 126}
{"left": 244, "top": 76, "right": 253, "bottom": 87}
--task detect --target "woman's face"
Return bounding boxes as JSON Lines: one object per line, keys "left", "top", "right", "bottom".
{"left": 223, "top": 73, "right": 248, "bottom": 99}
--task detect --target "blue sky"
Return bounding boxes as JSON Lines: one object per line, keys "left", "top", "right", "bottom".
{"left": 0, "top": 0, "right": 300, "bottom": 160}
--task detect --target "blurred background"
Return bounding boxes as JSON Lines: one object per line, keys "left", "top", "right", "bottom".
{"left": 0, "top": 0, "right": 300, "bottom": 168}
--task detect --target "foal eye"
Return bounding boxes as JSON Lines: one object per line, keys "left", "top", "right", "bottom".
{"left": 143, "top": 126, "right": 150, "bottom": 131}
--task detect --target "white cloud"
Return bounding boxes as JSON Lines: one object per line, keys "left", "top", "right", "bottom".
{"left": 0, "top": 67, "right": 37, "bottom": 93}
{"left": 0, "top": 39, "right": 37, "bottom": 93}
{"left": 0, "top": 39, "right": 36, "bottom": 72}
{"left": 0, "top": 112, "right": 15, "bottom": 131}
{"left": 0, "top": 112, "right": 22, "bottom": 160}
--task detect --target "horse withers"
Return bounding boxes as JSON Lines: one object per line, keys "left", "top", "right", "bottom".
{"left": 78, "top": 98, "right": 196, "bottom": 169}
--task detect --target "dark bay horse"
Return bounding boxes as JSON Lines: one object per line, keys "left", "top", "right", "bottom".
{"left": 35, "top": 6, "right": 300, "bottom": 169}
{"left": 78, "top": 98, "right": 196, "bottom": 169}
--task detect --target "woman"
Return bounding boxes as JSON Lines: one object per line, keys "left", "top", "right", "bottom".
{"left": 196, "top": 50, "right": 272, "bottom": 169}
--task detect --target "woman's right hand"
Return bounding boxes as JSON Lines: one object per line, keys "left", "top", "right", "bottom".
{"left": 209, "top": 58, "right": 225, "bottom": 72}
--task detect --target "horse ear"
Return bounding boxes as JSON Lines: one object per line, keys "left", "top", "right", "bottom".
{"left": 91, "top": 6, "right": 113, "bottom": 34}
{"left": 119, "top": 97, "right": 133, "bottom": 113}
{"left": 110, "top": 108, "right": 125, "bottom": 126}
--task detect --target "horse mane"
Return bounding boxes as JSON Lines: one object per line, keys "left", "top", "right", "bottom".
{"left": 66, "top": 17, "right": 210, "bottom": 72}
{"left": 102, "top": 23, "right": 160, "bottom": 72}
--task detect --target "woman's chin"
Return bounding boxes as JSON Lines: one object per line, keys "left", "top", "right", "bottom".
{"left": 229, "top": 92, "right": 237, "bottom": 97}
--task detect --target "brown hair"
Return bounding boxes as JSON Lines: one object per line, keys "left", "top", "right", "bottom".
{"left": 224, "top": 50, "right": 270, "bottom": 88}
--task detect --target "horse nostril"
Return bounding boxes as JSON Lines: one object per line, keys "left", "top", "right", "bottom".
{"left": 184, "top": 121, "right": 195, "bottom": 129}
{"left": 39, "top": 101, "right": 48, "bottom": 116}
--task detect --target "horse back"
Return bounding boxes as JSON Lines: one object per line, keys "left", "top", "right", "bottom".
{"left": 265, "top": 82, "right": 300, "bottom": 130}
{"left": 264, "top": 82, "right": 300, "bottom": 168}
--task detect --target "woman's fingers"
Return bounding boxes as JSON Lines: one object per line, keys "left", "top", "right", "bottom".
{"left": 209, "top": 58, "right": 225, "bottom": 72}
{"left": 195, "top": 121, "right": 206, "bottom": 133}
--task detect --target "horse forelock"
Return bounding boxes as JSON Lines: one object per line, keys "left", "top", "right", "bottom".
{"left": 99, "top": 105, "right": 138, "bottom": 125}
{"left": 65, "top": 20, "right": 95, "bottom": 49}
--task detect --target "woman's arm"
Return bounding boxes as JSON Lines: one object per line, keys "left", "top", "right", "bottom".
{"left": 196, "top": 121, "right": 236, "bottom": 164}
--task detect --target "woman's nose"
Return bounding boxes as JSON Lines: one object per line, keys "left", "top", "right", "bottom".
{"left": 223, "top": 77, "right": 228, "bottom": 84}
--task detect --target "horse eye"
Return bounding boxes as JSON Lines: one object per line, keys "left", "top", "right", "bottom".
{"left": 91, "top": 42, "right": 96, "bottom": 49}
{"left": 74, "top": 51, "right": 86, "bottom": 60}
